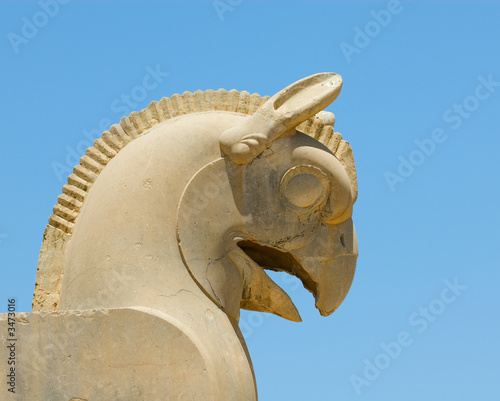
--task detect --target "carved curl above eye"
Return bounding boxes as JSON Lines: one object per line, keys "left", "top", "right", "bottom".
{"left": 280, "top": 165, "right": 330, "bottom": 214}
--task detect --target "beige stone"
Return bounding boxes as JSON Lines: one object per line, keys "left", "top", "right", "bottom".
{"left": 1, "top": 73, "right": 358, "bottom": 399}
{"left": 0, "top": 307, "right": 255, "bottom": 399}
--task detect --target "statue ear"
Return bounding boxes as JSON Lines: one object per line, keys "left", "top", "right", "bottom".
{"left": 280, "top": 165, "right": 330, "bottom": 214}
{"left": 259, "top": 72, "right": 342, "bottom": 131}
{"left": 220, "top": 73, "right": 342, "bottom": 165}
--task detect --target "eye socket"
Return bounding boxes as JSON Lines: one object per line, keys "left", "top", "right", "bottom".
{"left": 280, "top": 165, "right": 330, "bottom": 213}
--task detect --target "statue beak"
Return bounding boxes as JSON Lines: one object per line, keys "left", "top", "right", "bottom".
{"left": 292, "top": 219, "right": 358, "bottom": 316}
{"left": 233, "top": 219, "right": 357, "bottom": 320}
{"left": 312, "top": 253, "right": 357, "bottom": 316}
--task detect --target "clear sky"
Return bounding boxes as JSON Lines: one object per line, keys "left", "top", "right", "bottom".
{"left": 1, "top": 1, "right": 499, "bottom": 400}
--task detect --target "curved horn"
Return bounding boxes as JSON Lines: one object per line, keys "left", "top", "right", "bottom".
{"left": 220, "top": 73, "right": 342, "bottom": 165}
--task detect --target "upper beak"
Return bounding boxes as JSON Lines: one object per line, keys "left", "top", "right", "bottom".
{"left": 312, "top": 253, "right": 357, "bottom": 316}
{"left": 291, "top": 219, "right": 358, "bottom": 316}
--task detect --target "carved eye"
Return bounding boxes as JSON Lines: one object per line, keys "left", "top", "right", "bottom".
{"left": 280, "top": 165, "right": 330, "bottom": 213}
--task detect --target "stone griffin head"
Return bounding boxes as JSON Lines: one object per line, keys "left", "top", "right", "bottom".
{"left": 33, "top": 73, "right": 358, "bottom": 326}
{"left": 27, "top": 72, "right": 359, "bottom": 400}
{"left": 177, "top": 73, "right": 358, "bottom": 322}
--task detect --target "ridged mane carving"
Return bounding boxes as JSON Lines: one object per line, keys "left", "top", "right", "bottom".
{"left": 48, "top": 89, "right": 357, "bottom": 236}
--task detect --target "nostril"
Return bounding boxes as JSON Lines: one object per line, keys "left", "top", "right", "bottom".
{"left": 340, "top": 233, "right": 346, "bottom": 247}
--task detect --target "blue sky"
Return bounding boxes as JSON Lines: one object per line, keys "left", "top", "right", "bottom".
{"left": 1, "top": 1, "right": 499, "bottom": 400}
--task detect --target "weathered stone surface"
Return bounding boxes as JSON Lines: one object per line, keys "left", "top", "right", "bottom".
{"left": 4, "top": 73, "right": 358, "bottom": 399}
{"left": 32, "top": 225, "right": 69, "bottom": 311}
{"left": 0, "top": 307, "right": 255, "bottom": 400}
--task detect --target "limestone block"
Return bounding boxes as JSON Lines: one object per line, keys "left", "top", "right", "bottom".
{"left": 0, "top": 307, "right": 256, "bottom": 400}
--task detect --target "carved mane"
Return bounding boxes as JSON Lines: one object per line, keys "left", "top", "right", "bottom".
{"left": 33, "top": 88, "right": 357, "bottom": 312}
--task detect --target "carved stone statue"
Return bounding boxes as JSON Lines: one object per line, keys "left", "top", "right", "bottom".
{"left": 1, "top": 73, "right": 358, "bottom": 400}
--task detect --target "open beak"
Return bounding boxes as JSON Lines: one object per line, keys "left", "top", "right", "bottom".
{"left": 235, "top": 219, "right": 357, "bottom": 320}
